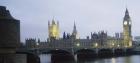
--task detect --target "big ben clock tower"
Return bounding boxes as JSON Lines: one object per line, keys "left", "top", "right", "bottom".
{"left": 123, "top": 8, "right": 132, "bottom": 47}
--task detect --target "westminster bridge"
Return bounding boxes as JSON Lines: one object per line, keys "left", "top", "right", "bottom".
{"left": 24, "top": 40, "right": 134, "bottom": 59}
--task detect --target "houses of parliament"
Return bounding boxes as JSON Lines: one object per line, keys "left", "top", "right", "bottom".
{"left": 25, "top": 8, "right": 132, "bottom": 49}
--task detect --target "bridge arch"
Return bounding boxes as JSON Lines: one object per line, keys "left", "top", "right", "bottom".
{"left": 45, "top": 49, "right": 71, "bottom": 54}
{"left": 125, "top": 48, "right": 133, "bottom": 55}
{"left": 98, "top": 49, "right": 113, "bottom": 57}
{"left": 39, "top": 49, "right": 71, "bottom": 54}
{"left": 114, "top": 48, "right": 125, "bottom": 55}
{"left": 47, "top": 49, "right": 75, "bottom": 62}
{"left": 75, "top": 49, "right": 97, "bottom": 60}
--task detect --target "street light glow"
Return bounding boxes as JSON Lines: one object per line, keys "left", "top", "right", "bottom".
{"left": 112, "top": 43, "right": 114, "bottom": 46}
{"left": 117, "top": 45, "right": 120, "bottom": 47}
{"left": 95, "top": 43, "right": 98, "bottom": 47}
{"left": 76, "top": 43, "right": 80, "bottom": 47}
{"left": 36, "top": 42, "right": 39, "bottom": 46}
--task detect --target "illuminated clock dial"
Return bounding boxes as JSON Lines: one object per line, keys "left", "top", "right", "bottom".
{"left": 124, "top": 21, "right": 127, "bottom": 25}
{"left": 129, "top": 21, "right": 131, "bottom": 25}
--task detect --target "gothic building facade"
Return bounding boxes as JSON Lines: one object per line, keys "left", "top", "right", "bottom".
{"left": 91, "top": 31, "right": 107, "bottom": 46}
{"left": 25, "top": 8, "right": 133, "bottom": 49}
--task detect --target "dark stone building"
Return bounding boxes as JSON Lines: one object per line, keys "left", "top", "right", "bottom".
{"left": 0, "top": 6, "right": 41, "bottom": 63}
{"left": 25, "top": 38, "right": 37, "bottom": 49}
{"left": 0, "top": 6, "right": 20, "bottom": 63}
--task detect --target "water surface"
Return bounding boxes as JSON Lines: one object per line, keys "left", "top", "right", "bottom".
{"left": 39, "top": 54, "right": 140, "bottom": 63}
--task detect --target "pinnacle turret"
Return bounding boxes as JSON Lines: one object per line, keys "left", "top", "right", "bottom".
{"left": 72, "top": 22, "right": 77, "bottom": 36}
{"left": 124, "top": 8, "right": 130, "bottom": 20}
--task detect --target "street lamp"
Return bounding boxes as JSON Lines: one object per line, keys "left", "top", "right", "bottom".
{"left": 117, "top": 45, "right": 120, "bottom": 47}
{"left": 95, "top": 43, "right": 98, "bottom": 47}
{"left": 112, "top": 43, "right": 114, "bottom": 47}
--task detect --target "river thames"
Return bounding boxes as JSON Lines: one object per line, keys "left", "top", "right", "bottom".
{"left": 39, "top": 54, "right": 140, "bottom": 63}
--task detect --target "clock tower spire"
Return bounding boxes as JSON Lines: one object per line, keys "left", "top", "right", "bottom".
{"left": 72, "top": 21, "right": 78, "bottom": 39}
{"left": 123, "top": 8, "right": 132, "bottom": 47}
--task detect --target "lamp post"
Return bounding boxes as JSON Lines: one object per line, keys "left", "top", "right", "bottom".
{"left": 112, "top": 43, "right": 114, "bottom": 46}
{"left": 95, "top": 43, "right": 98, "bottom": 48}
{"left": 76, "top": 43, "right": 80, "bottom": 47}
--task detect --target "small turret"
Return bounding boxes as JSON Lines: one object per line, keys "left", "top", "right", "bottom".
{"left": 63, "top": 32, "right": 66, "bottom": 39}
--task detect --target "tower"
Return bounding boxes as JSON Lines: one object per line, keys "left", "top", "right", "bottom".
{"left": 123, "top": 8, "right": 132, "bottom": 47}
{"left": 48, "top": 19, "right": 59, "bottom": 40}
{"left": 72, "top": 22, "right": 78, "bottom": 39}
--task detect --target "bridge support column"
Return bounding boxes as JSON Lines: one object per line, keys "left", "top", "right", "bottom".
{"left": 71, "top": 48, "right": 75, "bottom": 55}
{"left": 124, "top": 48, "right": 127, "bottom": 53}
{"left": 95, "top": 48, "right": 99, "bottom": 55}
{"left": 112, "top": 48, "right": 115, "bottom": 54}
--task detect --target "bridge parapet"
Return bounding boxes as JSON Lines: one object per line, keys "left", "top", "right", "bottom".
{"left": 25, "top": 39, "right": 134, "bottom": 55}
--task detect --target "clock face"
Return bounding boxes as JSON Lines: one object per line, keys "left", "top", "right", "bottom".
{"left": 129, "top": 21, "right": 131, "bottom": 25}
{"left": 124, "top": 21, "right": 127, "bottom": 25}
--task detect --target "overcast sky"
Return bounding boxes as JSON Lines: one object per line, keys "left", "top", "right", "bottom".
{"left": 1, "top": 0, "right": 140, "bottom": 42}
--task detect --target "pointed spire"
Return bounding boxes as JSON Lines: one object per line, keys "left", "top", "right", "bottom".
{"left": 125, "top": 0, "right": 128, "bottom": 15}
{"left": 57, "top": 21, "right": 59, "bottom": 27}
{"left": 52, "top": 16, "right": 55, "bottom": 20}
{"left": 67, "top": 33, "right": 70, "bottom": 39}
{"left": 63, "top": 32, "right": 66, "bottom": 39}
{"left": 38, "top": 38, "right": 40, "bottom": 43}
{"left": 52, "top": 18, "right": 55, "bottom": 24}
{"left": 124, "top": 8, "right": 130, "bottom": 20}
{"left": 125, "top": 8, "right": 129, "bottom": 16}
{"left": 74, "top": 21, "right": 76, "bottom": 30}
{"left": 72, "top": 21, "right": 77, "bottom": 35}
{"left": 72, "top": 21, "right": 78, "bottom": 39}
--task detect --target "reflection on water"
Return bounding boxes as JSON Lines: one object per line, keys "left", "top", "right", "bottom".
{"left": 111, "top": 58, "right": 116, "bottom": 63}
{"left": 40, "top": 54, "right": 51, "bottom": 63}
{"left": 39, "top": 54, "right": 140, "bottom": 63}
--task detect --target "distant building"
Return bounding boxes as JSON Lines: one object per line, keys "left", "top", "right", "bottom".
{"left": 25, "top": 8, "right": 133, "bottom": 49}
{"left": 120, "top": 32, "right": 123, "bottom": 39}
{"left": 25, "top": 38, "right": 37, "bottom": 49}
{"left": 107, "top": 36, "right": 123, "bottom": 48}
{"left": 134, "top": 36, "right": 140, "bottom": 46}
{"left": 115, "top": 33, "right": 120, "bottom": 39}
{"left": 134, "top": 36, "right": 140, "bottom": 41}
{"left": 91, "top": 31, "right": 107, "bottom": 47}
